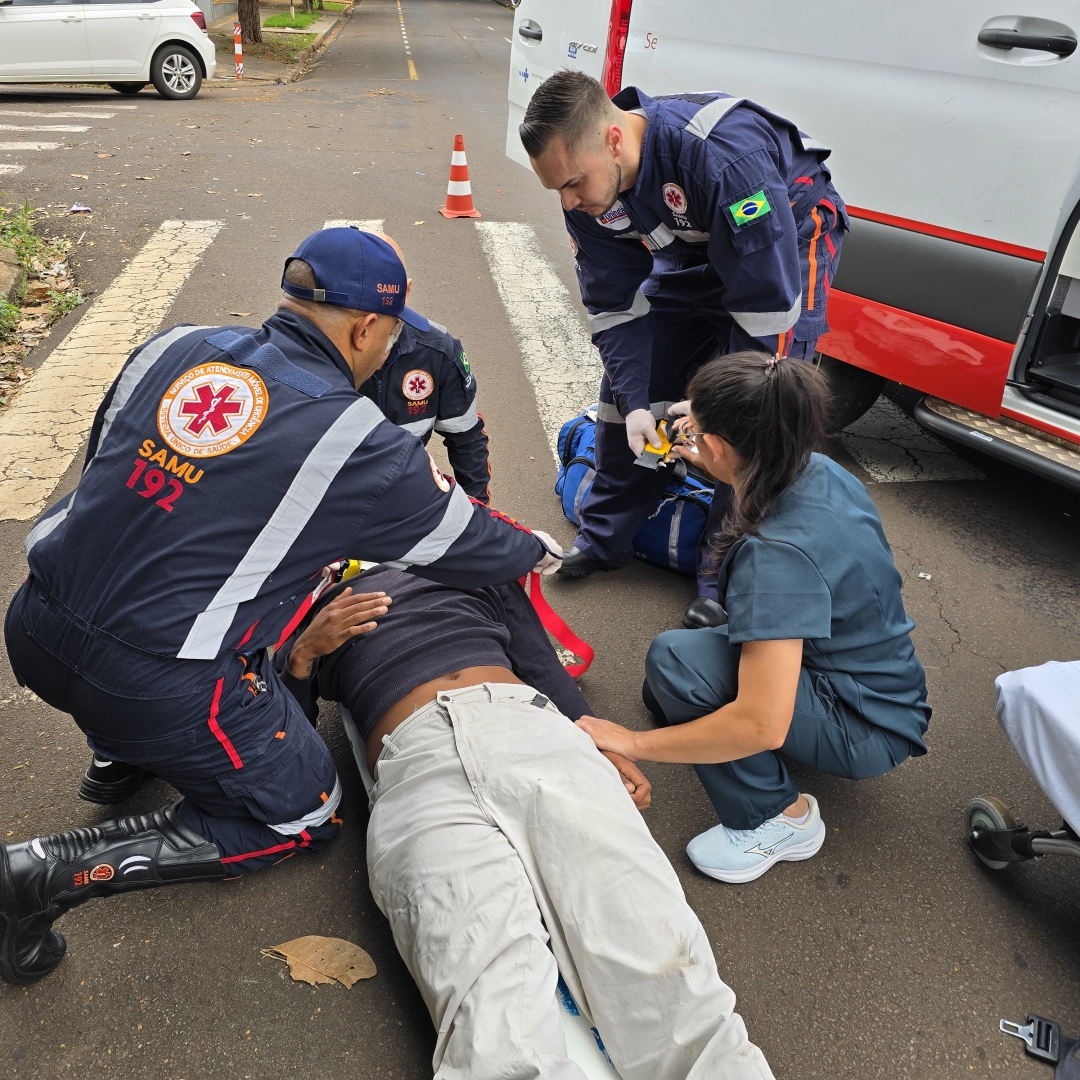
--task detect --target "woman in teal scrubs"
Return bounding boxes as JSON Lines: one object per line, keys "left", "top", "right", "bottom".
{"left": 578, "top": 352, "right": 930, "bottom": 883}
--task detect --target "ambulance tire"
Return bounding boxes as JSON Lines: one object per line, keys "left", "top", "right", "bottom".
{"left": 815, "top": 353, "right": 886, "bottom": 433}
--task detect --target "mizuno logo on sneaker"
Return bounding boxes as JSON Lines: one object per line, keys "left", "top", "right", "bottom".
{"left": 745, "top": 833, "right": 794, "bottom": 858}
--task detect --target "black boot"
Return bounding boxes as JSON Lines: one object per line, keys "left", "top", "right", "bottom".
{"left": 0, "top": 802, "right": 223, "bottom": 985}
{"left": 79, "top": 755, "right": 149, "bottom": 804}
{"left": 557, "top": 546, "right": 619, "bottom": 579}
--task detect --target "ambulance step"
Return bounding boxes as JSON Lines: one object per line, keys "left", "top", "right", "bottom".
{"left": 914, "top": 397, "right": 1080, "bottom": 493}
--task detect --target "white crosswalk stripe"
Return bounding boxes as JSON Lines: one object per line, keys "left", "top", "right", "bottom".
{"left": 323, "top": 219, "right": 385, "bottom": 230}
{"left": 0, "top": 219, "right": 223, "bottom": 521}
{"left": 475, "top": 221, "right": 601, "bottom": 459}
{"left": 0, "top": 124, "right": 90, "bottom": 133}
{"left": 0, "top": 111, "right": 115, "bottom": 120}
{"left": 0, "top": 142, "right": 60, "bottom": 152}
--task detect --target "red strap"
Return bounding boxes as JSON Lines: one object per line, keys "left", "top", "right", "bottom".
{"left": 523, "top": 571, "right": 595, "bottom": 678}
{"left": 207, "top": 677, "right": 244, "bottom": 770}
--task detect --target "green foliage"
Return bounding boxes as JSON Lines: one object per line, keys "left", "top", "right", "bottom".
{"left": 0, "top": 199, "right": 39, "bottom": 269}
{"left": 264, "top": 10, "right": 319, "bottom": 28}
{"left": 0, "top": 299, "right": 17, "bottom": 343}
{"left": 48, "top": 288, "right": 85, "bottom": 317}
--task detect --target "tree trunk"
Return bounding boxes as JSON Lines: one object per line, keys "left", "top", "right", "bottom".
{"left": 301, "top": 0, "right": 312, "bottom": 14}
{"left": 237, "top": 0, "right": 262, "bottom": 44}
{"left": 316, "top": 0, "right": 324, "bottom": 10}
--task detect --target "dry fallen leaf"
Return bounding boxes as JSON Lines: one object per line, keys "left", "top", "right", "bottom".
{"left": 96, "top": 153, "right": 112, "bottom": 158}
{"left": 229, "top": 311, "right": 253, "bottom": 317}
{"left": 247, "top": 193, "right": 263, "bottom": 197}
{"left": 413, "top": 220, "right": 425, "bottom": 225}
{"left": 70, "top": 174, "right": 89, "bottom": 180}
{"left": 262, "top": 936, "right": 376, "bottom": 988}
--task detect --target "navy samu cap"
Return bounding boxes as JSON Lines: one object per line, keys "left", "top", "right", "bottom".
{"left": 281, "top": 226, "right": 430, "bottom": 332}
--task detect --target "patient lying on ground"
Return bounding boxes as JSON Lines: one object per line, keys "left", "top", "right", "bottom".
{"left": 276, "top": 566, "right": 773, "bottom": 1080}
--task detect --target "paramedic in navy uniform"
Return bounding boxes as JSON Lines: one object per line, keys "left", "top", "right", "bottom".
{"left": 521, "top": 71, "right": 847, "bottom": 626}
{"left": 0, "top": 227, "right": 562, "bottom": 986}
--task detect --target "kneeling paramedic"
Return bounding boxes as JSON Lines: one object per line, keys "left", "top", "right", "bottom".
{"left": 0, "top": 227, "right": 562, "bottom": 986}
{"left": 521, "top": 72, "right": 846, "bottom": 623}
{"left": 360, "top": 310, "right": 491, "bottom": 503}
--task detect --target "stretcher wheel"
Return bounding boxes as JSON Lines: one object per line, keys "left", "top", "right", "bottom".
{"left": 965, "top": 796, "right": 1018, "bottom": 870}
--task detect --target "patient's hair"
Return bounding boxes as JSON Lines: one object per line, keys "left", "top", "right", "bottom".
{"left": 281, "top": 258, "right": 370, "bottom": 323}
{"left": 689, "top": 352, "right": 830, "bottom": 566}
{"left": 519, "top": 71, "right": 616, "bottom": 159}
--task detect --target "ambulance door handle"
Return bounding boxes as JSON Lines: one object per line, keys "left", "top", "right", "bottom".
{"left": 977, "top": 28, "right": 1077, "bottom": 57}
{"left": 519, "top": 25, "right": 542, "bottom": 40}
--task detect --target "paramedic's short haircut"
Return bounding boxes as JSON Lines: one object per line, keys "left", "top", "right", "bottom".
{"left": 282, "top": 257, "right": 370, "bottom": 320}
{"left": 519, "top": 70, "right": 615, "bottom": 159}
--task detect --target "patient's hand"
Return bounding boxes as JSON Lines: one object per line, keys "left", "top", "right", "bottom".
{"left": 287, "top": 588, "right": 391, "bottom": 679}
{"left": 602, "top": 751, "right": 652, "bottom": 810}
{"left": 576, "top": 715, "right": 640, "bottom": 761}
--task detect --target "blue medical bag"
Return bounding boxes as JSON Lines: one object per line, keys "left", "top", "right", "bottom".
{"left": 555, "top": 407, "right": 714, "bottom": 576}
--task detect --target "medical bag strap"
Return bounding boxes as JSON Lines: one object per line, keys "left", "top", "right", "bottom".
{"left": 521, "top": 571, "right": 595, "bottom": 678}
{"left": 206, "top": 330, "right": 334, "bottom": 399}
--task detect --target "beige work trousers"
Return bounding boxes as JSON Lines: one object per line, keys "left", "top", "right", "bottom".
{"left": 366, "top": 683, "right": 774, "bottom": 1080}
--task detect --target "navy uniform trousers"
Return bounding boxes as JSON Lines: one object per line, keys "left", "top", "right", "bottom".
{"left": 5, "top": 579, "right": 340, "bottom": 874}
{"left": 576, "top": 259, "right": 817, "bottom": 598}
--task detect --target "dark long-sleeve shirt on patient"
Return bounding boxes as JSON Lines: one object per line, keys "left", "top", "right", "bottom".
{"left": 275, "top": 566, "right": 591, "bottom": 736}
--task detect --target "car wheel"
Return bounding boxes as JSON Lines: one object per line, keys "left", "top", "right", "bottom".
{"left": 108, "top": 82, "right": 147, "bottom": 95}
{"left": 150, "top": 44, "right": 203, "bottom": 100}
{"left": 814, "top": 352, "right": 886, "bottom": 433}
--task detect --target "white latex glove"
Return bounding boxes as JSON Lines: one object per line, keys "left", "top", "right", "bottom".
{"left": 667, "top": 399, "right": 691, "bottom": 418}
{"left": 625, "top": 408, "right": 662, "bottom": 457}
{"left": 530, "top": 529, "right": 564, "bottom": 576}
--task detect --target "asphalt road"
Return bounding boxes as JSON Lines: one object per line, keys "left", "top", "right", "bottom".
{"left": 2, "top": 2, "right": 1080, "bottom": 1078}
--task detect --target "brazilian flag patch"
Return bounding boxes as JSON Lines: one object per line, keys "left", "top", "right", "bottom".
{"left": 458, "top": 350, "right": 471, "bottom": 374}
{"left": 729, "top": 191, "right": 772, "bottom": 227}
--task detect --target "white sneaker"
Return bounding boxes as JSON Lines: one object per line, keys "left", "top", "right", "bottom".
{"left": 686, "top": 793, "right": 826, "bottom": 883}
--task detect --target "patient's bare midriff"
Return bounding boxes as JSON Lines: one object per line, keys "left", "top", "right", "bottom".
{"left": 365, "top": 666, "right": 522, "bottom": 772}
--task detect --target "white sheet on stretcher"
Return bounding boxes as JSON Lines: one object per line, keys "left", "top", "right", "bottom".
{"left": 338, "top": 704, "right": 620, "bottom": 1079}
{"left": 995, "top": 660, "right": 1080, "bottom": 834}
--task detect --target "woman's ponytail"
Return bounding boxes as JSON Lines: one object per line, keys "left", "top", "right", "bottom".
{"left": 688, "top": 351, "right": 830, "bottom": 567}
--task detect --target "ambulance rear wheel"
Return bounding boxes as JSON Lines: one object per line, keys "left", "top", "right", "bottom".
{"left": 965, "top": 796, "right": 1017, "bottom": 870}
{"left": 815, "top": 353, "right": 886, "bottom": 433}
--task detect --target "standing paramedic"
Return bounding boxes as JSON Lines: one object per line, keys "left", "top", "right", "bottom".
{"left": 0, "top": 227, "right": 562, "bottom": 987}
{"left": 521, "top": 71, "right": 847, "bottom": 624}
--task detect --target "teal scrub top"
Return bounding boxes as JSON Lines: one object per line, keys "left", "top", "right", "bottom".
{"left": 720, "top": 453, "right": 930, "bottom": 751}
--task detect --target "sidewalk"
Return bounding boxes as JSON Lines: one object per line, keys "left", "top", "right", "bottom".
{"left": 206, "top": 4, "right": 346, "bottom": 85}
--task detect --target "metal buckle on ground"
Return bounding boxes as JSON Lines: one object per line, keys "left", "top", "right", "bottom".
{"left": 1001, "top": 1015, "right": 1061, "bottom": 1064}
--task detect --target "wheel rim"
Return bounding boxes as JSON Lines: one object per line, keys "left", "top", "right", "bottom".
{"left": 965, "top": 797, "right": 1016, "bottom": 870}
{"left": 162, "top": 54, "right": 197, "bottom": 93}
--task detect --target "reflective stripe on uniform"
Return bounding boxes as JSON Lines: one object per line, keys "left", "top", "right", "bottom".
{"left": 587, "top": 289, "right": 651, "bottom": 334}
{"left": 177, "top": 397, "right": 385, "bottom": 660}
{"left": 799, "top": 133, "right": 830, "bottom": 153}
{"left": 95, "top": 326, "right": 210, "bottom": 457}
{"left": 401, "top": 417, "right": 437, "bottom": 437}
{"left": 596, "top": 399, "right": 679, "bottom": 424}
{"left": 644, "top": 224, "right": 675, "bottom": 250}
{"left": 268, "top": 775, "right": 342, "bottom": 836}
{"left": 384, "top": 480, "right": 473, "bottom": 568}
{"left": 670, "top": 228, "right": 711, "bottom": 243}
{"left": 434, "top": 399, "right": 479, "bottom": 434}
{"left": 729, "top": 294, "right": 802, "bottom": 338}
{"left": 24, "top": 492, "right": 75, "bottom": 555}
{"left": 685, "top": 96, "right": 744, "bottom": 140}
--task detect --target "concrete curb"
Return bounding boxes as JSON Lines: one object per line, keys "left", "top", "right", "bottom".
{"left": 0, "top": 247, "right": 23, "bottom": 307}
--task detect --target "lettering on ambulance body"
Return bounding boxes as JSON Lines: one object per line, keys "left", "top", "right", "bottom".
{"left": 644, "top": 32, "right": 658, "bottom": 50}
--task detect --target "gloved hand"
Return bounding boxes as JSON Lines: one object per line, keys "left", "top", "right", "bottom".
{"left": 625, "top": 409, "right": 662, "bottom": 457}
{"left": 667, "top": 400, "right": 691, "bottom": 419}
{"left": 531, "top": 529, "right": 564, "bottom": 576}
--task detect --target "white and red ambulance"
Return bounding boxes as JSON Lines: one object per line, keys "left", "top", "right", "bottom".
{"left": 506, "top": 1, "right": 1080, "bottom": 490}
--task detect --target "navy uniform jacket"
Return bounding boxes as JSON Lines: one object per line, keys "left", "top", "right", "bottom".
{"left": 568, "top": 87, "right": 848, "bottom": 415}
{"left": 359, "top": 319, "right": 490, "bottom": 503}
{"left": 23, "top": 310, "right": 542, "bottom": 673}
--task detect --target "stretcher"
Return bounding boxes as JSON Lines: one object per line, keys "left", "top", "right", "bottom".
{"left": 964, "top": 660, "right": 1080, "bottom": 870}
{"left": 339, "top": 704, "right": 620, "bottom": 1079}
{"left": 964, "top": 662, "right": 1080, "bottom": 1077}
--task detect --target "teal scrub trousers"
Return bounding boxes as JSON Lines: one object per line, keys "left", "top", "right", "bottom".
{"left": 644, "top": 626, "right": 915, "bottom": 830}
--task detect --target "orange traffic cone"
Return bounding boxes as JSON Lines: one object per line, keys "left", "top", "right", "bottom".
{"left": 438, "top": 134, "right": 482, "bottom": 219}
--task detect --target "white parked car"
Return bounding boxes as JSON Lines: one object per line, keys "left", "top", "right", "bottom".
{"left": 507, "top": 0, "right": 1080, "bottom": 491}
{"left": 0, "top": 0, "right": 216, "bottom": 100}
